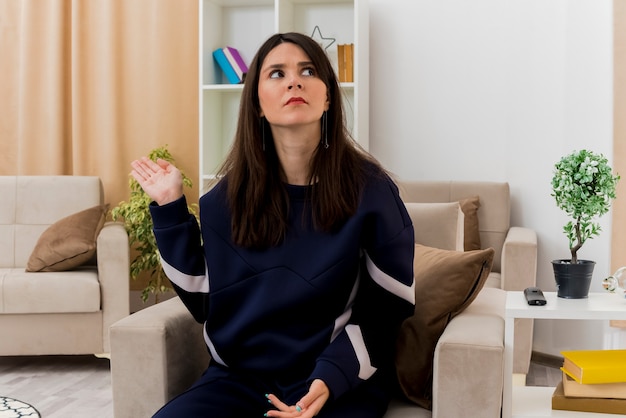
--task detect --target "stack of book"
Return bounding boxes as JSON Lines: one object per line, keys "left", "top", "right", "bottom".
{"left": 213, "top": 46, "right": 248, "bottom": 84}
{"left": 337, "top": 43, "right": 354, "bottom": 83}
{"left": 552, "top": 349, "right": 626, "bottom": 415}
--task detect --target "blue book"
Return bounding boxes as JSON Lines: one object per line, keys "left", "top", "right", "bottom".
{"left": 213, "top": 48, "right": 240, "bottom": 84}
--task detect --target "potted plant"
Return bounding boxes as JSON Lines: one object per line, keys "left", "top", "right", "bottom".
{"left": 111, "top": 145, "right": 197, "bottom": 303}
{"left": 551, "top": 149, "right": 620, "bottom": 298}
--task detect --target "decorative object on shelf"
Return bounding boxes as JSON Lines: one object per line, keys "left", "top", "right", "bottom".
{"left": 551, "top": 149, "right": 620, "bottom": 298}
{"left": 111, "top": 145, "right": 198, "bottom": 303}
{"left": 603, "top": 266, "right": 626, "bottom": 298}
{"left": 310, "top": 25, "right": 336, "bottom": 52}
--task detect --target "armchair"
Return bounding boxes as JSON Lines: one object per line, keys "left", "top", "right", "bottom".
{"left": 110, "top": 180, "right": 537, "bottom": 417}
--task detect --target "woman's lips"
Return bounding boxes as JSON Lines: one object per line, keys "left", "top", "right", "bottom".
{"left": 286, "top": 97, "right": 306, "bottom": 105}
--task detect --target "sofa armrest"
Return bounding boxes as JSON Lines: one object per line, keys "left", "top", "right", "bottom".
{"left": 110, "top": 297, "right": 210, "bottom": 418}
{"left": 431, "top": 288, "right": 505, "bottom": 418}
{"left": 96, "top": 221, "right": 130, "bottom": 353}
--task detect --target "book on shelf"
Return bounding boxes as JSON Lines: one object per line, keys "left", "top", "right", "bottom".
{"left": 212, "top": 48, "right": 240, "bottom": 84}
{"left": 336, "top": 43, "right": 353, "bottom": 83}
{"left": 222, "top": 46, "right": 248, "bottom": 82}
{"left": 345, "top": 43, "right": 353, "bottom": 83}
{"left": 562, "top": 371, "right": 626, "bottom": 399}
{"left": 561, "top": 349, "right": 626, "bottom": 384}
{"left": 337, "top": 44, "right": 346, "bottom": 82}
{"left": 552, "top": 381, "right": 626, "bottom": 415}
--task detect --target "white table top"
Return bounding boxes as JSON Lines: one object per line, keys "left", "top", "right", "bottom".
{"left": 506, "top": 291, "right": 626, "bottom": 320}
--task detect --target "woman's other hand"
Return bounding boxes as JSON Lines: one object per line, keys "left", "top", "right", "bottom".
{"left": 265, "top": 379, "right": 330, "bottom": 417}
{"left": 130, "top": 157, "right": 184, "bottom": 206}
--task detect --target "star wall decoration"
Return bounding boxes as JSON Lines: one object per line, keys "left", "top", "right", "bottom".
{"left": 311, "top": 25, "right": 336, "bottom": 52}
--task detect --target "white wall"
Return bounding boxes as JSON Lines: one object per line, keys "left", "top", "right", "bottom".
{"left": 368, "top": 0, "right": 617, "bottom": 356}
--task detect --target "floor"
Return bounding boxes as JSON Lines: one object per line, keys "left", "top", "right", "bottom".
{"left": 526, "top": 354, "right": 563, "bottom": 387}
{"left": 0, "top": 355, "right": 113, "bottom": 418}
{"left": 0, "top": 354, "right": 562, "bottom": 418}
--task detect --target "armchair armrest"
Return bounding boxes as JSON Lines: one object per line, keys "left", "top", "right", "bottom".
{"left": 500, "top": 226, "right": 537, "bottom": 374}
{"left": 432, "top": 288, "right": 505, "bottom": 418}
{"left": 110, "top": 297, "right": 210, "bottom": 418}
{"left": 500, "top": 226, "right": 537, "bottom": 292}
{"left": 96, "top": 221, "right": 130, "bottom": 353}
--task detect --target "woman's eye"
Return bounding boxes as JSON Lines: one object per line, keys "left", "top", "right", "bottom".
{"left": 302, "top": 68, "right": 315, "bottom": 77}
{"left": 269, "top": 70, "right": 283, "bottom": 79}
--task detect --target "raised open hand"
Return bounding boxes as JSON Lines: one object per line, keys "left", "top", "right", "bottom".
{"left": 130, "top": 157, "right": 184, "bottom": 206}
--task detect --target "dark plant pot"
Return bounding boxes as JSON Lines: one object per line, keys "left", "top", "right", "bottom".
{"left": 552, "top": 259, "right": 595, "bottom": 299}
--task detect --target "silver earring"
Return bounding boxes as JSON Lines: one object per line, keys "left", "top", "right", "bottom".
{"left": 322, "top": 111, "right": 329, "bottom": 149}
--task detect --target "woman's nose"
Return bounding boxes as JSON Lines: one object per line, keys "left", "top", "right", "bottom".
{"left": 288, "top": 75, "right": 303, "bottom": 90}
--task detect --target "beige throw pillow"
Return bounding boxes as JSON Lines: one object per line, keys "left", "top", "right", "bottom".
{"left": 404, "top": 202, "right": 464, "bottom": 251}
{"left": 26, "top": 204, "right": 109, "bottom": 272}
{"left": 395, "top": 244, "right": 494, "bottom": 409}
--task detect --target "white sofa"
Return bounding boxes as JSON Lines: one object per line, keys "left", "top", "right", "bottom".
{"left": 110, "top": 180, "right": 537, "bottom": 418}
{"left": 0, "top": 176, "right": 130, "bottom": 355}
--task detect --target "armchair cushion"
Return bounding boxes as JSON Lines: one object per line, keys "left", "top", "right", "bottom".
{"left": 26, "top": 204, "right": 108, "bottom": 272}
{"left": 396, "top": 244, "right": 494, "bottom": 409}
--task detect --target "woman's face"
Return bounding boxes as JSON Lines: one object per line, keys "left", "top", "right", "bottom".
{"left": 258, "top": 42, "right": 329, "bottom": 130}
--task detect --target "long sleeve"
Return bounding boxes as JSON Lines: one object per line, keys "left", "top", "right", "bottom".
{"left": 149, "top": 196, "right": 209, "bottom": 323}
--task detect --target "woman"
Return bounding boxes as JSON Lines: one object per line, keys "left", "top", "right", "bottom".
{"left": 131, "top": 32, "right": 415, "bottom": 418}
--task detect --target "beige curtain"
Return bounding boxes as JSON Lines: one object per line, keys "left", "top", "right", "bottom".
{"left": 610, "top": 0, "right": 626, "bottom": 327}
{"left": 0, "top": 0, "right": 199, "bottom": 207}
{"left": 613, "top": 0, "right": 626, "bottom": 273}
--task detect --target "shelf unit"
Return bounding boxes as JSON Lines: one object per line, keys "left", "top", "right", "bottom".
{"left": 198, "top": 0, "right": 369, "bottom": 192}
{"left": 504, "top": 291, "right": 626, "bottom": 418}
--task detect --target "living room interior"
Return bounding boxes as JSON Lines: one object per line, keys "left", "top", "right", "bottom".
{"left": 1, "top": 0, "right": 625, "bottom": 417}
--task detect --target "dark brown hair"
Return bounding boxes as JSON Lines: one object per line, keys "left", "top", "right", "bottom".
{"left": 217, "top": 32, "right": 382, "bottom": 249}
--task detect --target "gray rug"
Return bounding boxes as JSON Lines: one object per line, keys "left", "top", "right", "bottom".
{"left": 0, "top": 397, "right": 40, "bottom": 418}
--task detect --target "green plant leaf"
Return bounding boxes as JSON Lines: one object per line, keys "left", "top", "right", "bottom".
{"left": 551, "top": 149, "right": 619, "bottom": 262}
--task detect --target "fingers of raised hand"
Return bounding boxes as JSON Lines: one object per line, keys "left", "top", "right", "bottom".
{"left": 130, "top": 158, "right": 151, "bottom": 179}
{"left": 131, "top": 157, "right": 165, "bottom": 182}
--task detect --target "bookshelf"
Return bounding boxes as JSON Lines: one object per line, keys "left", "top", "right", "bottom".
{"left": 504, "top": 291, "right": 626, "bottom": 417}
{"left": 198, "top": 0, "right": 369, "bottom": 192}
